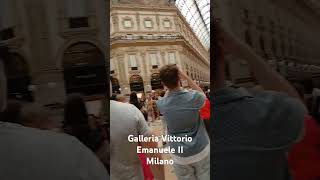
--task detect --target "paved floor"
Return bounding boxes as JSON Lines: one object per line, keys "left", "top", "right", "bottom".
{"left": 149, "top": 120, "right": 177, "bottom": 180}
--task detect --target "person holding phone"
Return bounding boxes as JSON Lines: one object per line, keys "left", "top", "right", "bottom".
{"left": 156, "top": 64, "right": 210, "bottom": 180}
{"left": 212, "top": 19, "right": 306, "bottom": 180}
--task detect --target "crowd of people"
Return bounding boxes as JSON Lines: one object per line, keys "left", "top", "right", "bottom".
{"left": 0, "top": 46, "right": 110, "bottom": 180}
{"left": 110, "top": 65, "right": 211, "bottom": 180}
{"left": 111, "top": 89, "right": 167, "bottom": 123}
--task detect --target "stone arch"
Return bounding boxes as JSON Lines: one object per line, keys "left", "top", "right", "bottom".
{"left": 150, "top": 73, "right": 163, "bottom": 90}
{"left": 129, "top": 75, "right": 144, "bottom": 92}
{"left": 57, "top": 39, "right": 106, "bottom": 69}
{"left": 62, "top": 42, "right": 107, "bottom": 96}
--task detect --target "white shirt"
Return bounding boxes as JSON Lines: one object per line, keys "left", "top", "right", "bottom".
{"left": 110, "top": 100, "right": 151, "bottom": 180}
{"left": 0, "top": 122, "right": 109, "bottom": 180}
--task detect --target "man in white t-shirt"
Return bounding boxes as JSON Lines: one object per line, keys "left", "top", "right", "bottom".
{"left": 110, "top": 82, "right": 165, "bottom": 180}
{"left": 0, "top": 52, "right": 109, "bottom": 180}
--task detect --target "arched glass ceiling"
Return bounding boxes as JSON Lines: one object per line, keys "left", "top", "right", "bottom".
{"left": 175, "top": 0, "right": 210, "bottom": 50}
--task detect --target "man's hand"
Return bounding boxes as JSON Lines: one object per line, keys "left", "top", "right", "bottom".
{"left": 213, "top": 19, "right": 303, "bottom": 106}
{"left": 178, "top": 67, "right": 188, "bottom": 80}
{"left": 177, "top": 66, "right": 204, "bottom": 93}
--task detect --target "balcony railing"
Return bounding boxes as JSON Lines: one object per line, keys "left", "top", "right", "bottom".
{"left": 111, "top": 34, "right": 183, "bottom": 41}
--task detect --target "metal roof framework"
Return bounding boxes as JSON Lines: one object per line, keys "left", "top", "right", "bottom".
{"left": 175, "top": 0, "right": 210, "bottom": 50}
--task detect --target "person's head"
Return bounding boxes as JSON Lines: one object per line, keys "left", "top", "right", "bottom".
{"left": 110, "top": 94, "right": 117, "bottom": 100}
{"left": 129, "top": 92, "right": 138, "bottom": 103}
{"left": 140, "top": 93, "right": 145, "bottom": 100}
{"left": 64, "top": 94, "right": 88, "bottom": 126}
{"left": 0, "top": 46, "right": 8, "bottom": 112}
{"left": 159, "top": 64, "right": 180, "bottom": 90}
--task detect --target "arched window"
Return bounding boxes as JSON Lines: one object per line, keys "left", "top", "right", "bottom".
{"left": 63, "top": 42, "right": 106, "bottom": 96}
{"left": 129, "top": 75, "right": 144, "bottom": 92}
{"left": 151, "top": 73, "right": 163, "bottom": 90}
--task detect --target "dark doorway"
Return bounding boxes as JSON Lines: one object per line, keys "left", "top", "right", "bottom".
{"left": 62, "top": 42, "right": 107, "bottom": 96}
{"left": 129, "top": 75, "right": 144, "bottom": 92}
{"left": 151, "top": 73, "right": 163, "bottom": 90}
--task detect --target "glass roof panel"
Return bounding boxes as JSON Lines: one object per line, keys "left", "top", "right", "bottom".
{"left": 175, "top": 0, "right": 210, "bottom": 49}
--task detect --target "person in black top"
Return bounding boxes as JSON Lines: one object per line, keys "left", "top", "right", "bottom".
{"left": 129, "top": 92, "right": 142, "bottom": 110}
{"left": 129, "top": 92, "right": 148, "bottom": 121}
{"left": 63, "top": 94, "right": 109, "bottom": 172}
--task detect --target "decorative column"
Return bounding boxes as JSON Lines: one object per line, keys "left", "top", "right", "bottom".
{"left": 176, "top": 49, "right": 183, "bottom": 68}
{"left": 116, "top": 53, "right": 128, "bottom": 92}
{"left": 160, "top": 51, "right": 166, "bottom": 66}
{"left": 112, "top": 15, "right": 119, "bottom": 32}
{"left": 156, "top": 14, "right": 160, "bottom": 27}
{"left": 140, "top": 51, "right": 149, "bottom": 92}
{"left": 136, "top": 12, "right": 140, "bottom": 31}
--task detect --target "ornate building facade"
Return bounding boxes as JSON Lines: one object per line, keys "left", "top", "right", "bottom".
{"left": 213, "top": 0, "right": 320, "bottom": 87}
{"left": 0, "top": 0, "right": 107, "bottom": 106}
{"left": 110, "top": 0, "right": 210, "bottom": 94}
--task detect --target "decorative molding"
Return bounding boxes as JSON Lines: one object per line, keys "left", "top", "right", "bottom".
{"left": 122, "top": 17, "right": 134, "bottom": 29}
{"left": 59, "top": 28, "right": 98, "bottom": 39}
{"left": 129, "top": 70, "right": 141, "bottom": 75}
{"left": 143, "top": 17, "right": 154, "bottom": 29}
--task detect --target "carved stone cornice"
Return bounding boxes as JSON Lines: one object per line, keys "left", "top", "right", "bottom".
{"left": 116, "top": 52, "right": 125, "bottom": 58}
{"left": 59, "top": 28, "right": 98, "bottom": 39}
{"left": 129, "top": 70, "right": 141, "bottom": 75}
{"left": 140, "top": 52, "right": 146, "bottom": 57}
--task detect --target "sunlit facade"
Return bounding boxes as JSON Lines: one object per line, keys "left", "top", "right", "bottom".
{"left": 110, "top": 0, "right": 210, "bottom": 95}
